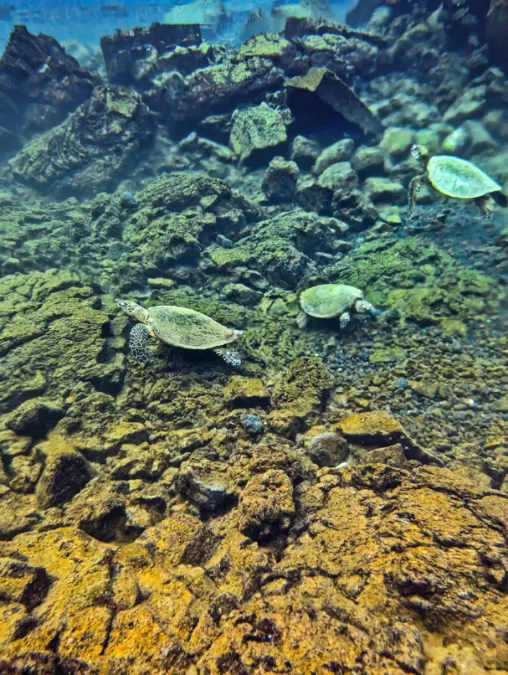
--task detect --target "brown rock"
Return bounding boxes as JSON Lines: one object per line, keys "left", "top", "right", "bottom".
{"left": 35, "top": 436, "right": 93, "bottom": 509}
{"left": 224, "top": 376, "right": 270, "bottom": 409}
{"left": 337, "top": 410, "right": 445, "bottom": 466}
{"left": 307, "top": 431, "right": 348, "bottom": 467}
{"left": 239, "top": 469, "right": 295, "bottom": 540}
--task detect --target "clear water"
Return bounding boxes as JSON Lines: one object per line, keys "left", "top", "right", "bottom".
{"left": 0, "top": 0, "right": 507, "bottom": 671}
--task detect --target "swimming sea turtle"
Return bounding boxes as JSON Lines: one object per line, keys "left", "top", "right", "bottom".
{"left": 297, "top": 283, "right": 378, "bottom": 329}
{"left": 408, "top": 144, "right": 506, "bottom": 217}
{"left": 117, "top": 299, "right": 242, "bottom": 366}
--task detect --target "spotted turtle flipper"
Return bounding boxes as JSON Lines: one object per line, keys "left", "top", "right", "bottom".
{"left": 130, "top": 323, "right": 150, "bottom": 365}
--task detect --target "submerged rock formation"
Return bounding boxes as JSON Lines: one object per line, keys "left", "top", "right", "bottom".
{"left": 0, "top": 26, "right": 101, "bottom": 148}
{"left": 9, "top": 85, "right": 157, "bottom": 197}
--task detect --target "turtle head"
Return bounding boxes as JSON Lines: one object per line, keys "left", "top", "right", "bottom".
{"left": 224, "top": 329, "right": 243, "bottom": 343}
{"left": 411, "top": 144, "right": 430, "bottom": 169}
{"left": 116, "top": 298, "right": 149, "bottom": 323}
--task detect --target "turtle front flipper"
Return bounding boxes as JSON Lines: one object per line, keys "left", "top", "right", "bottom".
{"left": 408, "top": 174, "right": 425, "bottom": 218}
{"left": 129, "top": 323, "right": 150, "bottom": 365}
{"left": 474, "top": 195, "right": 496, "bottom": 218}
{"left": 339, "top": 311, "right": 351, "bottom": 330}
{"left": 296, "top": 311, "right": 308, "bottom": 329}
{"left": 214, "top": 347, "right": 241, "bottom": 366}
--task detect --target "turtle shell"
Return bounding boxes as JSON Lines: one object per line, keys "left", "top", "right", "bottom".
{"left": 148, "top": 305, "right": 237, "bottom": 350}
{"left": 427, "top": 155, "right": 502, "bottom": 199}
{"left": 300, "top": 284, "right": 364, "bottom": 319}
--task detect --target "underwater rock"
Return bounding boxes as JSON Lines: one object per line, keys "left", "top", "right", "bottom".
{"left": 6, "top": 398, "right": 64, "bottom": 438}
{"left": 238, "top": 32, "right": 296, "bottom": 71}
{"left": 351, "top": 145, "right": 385, "bottom": 178}
{"left": 150, "top": 57, "right": 284, "bottom": 130}
{"left": 271, "top": 356, "right": 332, "bottom": 434}
{"left": 364, "top": 177, "right": 406, "bottom": 205}
{"left": 241, "top": 413, "right": 265, "bottom": 437}
{"left": 9, "top": 85, "right": 157, "bottom": 198}
{"left": 177, "top": 459, "right": 232, "bottom": 513}
{"left": 487, "top": 0, "right": 508, "bottom": 73}
{"left": 331, "top": 189, "right": 378, "bottom": 231}
{"left": 35, "top": 436, "right": 93, "bottom": 508}
{"left": 261, "top": 156, "right": 299, "bottom": 203}
{"left": 100, "top": 22, "right": 202, "bottom": 85}
{"left": 286, "top": 67, "right": 384, "bottom": 138}
{"left": 337, "top": 410, "right": 444, "bottom": 466}
{"left": 0, "top": 26, "right": 101, "bottom": 145}
{"left": 312, "top": 138, "right": 355, "bottom": 176}
{"left": 229, "top": 102, "right": 288, "bottom": 163}
{"left": 0, "top": 463, "right": 506, "bottom": 671}
{"left": 225, "top": 376, "right": 270, "bottom": 409}
{"left": 306, "top": 431, "right": 348, "bottom": 467}
{"left": 317, "top": 161, "right": 359, "bottom": 193}
{"left": 239, "top": 469, "right": 295, "bottom": 540}
{"left": 221, "top": 282, "right": 262, "bottom": 306}
{"left": 117, "top": 172, "right": 260, "bottom": 288}
{"left": 290, "top": 134, "right": 320, "bottom": 169}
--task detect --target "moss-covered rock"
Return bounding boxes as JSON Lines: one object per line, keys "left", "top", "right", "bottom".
{"left": 9, "top": 85, "right": 157, "bottom": 197}
{"left": 229, "top": 102, "right": 288, "bottom": 162}
{"left": 325, "top": 235, "right": 498, "bottom": 328}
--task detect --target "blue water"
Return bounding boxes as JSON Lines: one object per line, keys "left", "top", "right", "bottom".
{"left": 0, "top": 0, "right": 357, "bottom": 52}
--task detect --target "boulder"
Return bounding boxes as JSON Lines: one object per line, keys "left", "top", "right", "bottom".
{"left": 35, "top": 437, "right": 93, "bottom": 508}
{"left": 9, "top": 85, "right": 157, "bottom": 197}
{"left": 100, "top": 22, "right": 202, "bottom": 85}
{"left": 6, "top": 398, "right": 64, "bottom": 438}
{"left": 0, "top": 26, "right": 101, "bottom": 144}
{"left": 239, "top": 469, "right": 295, "bottom": 539}
{"left": 261, "top": 156, "right": 299, "bottom": 202}
{"left": 229, "top": 102, "right": 287, "bottom": 162}
{"left": 286, "top": 68, "right": 383, "bottom": 137}
{"left": 312, "top": 139, "right": 355, "bottom": 176}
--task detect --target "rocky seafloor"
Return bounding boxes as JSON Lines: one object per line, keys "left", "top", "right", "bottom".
{"left": 0, "top": 1, "right": 507, "bottom": 673}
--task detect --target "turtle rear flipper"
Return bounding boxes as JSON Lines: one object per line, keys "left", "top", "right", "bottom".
{"left": 214, "top": 347, "right": 241, "bottom": 366}
{"left": 130, "top": 323, "right": 150, "bottom": 365}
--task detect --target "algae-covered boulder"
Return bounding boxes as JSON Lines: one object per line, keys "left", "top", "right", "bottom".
{"left": 6, "top": 398, "right": 64, "bottom": 438}
{"left": 100, "top": 22, "right": 202, "bottom": 85}
{"left": 0, "top": 26, "right": 101, "bottom": 144}
{"left": 153, "top": 57, "right": 284, "bottom": 126}
{"left": 229, "top": 102, "right": 288, "bottom": 162}
{"left": 326, "top": 235, "right": 498, "bottom": 329}
{"left": 9, "top": 85, "right": 157, "bottom": 197}
{"left": 35, "top": 436, "right": 93, "bottom": 508}
{"left": 261, "top": 156, "right": 299, "bottom": 202}
{"left": 239, "top": 469, "right": 295, "bottom": 539}
{"left": 116, "top": 172, "right": 261, "bottom": 288}
{"left": 0, "top": 269, "right": 122, "bottom": 415}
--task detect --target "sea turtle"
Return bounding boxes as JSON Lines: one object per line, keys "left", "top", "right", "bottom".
{"left": 117, "top": 299, "right": 242, "bottom": 366}
{"left": 297, "top": 283, "right": 378, "bottom": 330}
{"left": 408, "top": 144, "right": 506, "bottom": 217}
